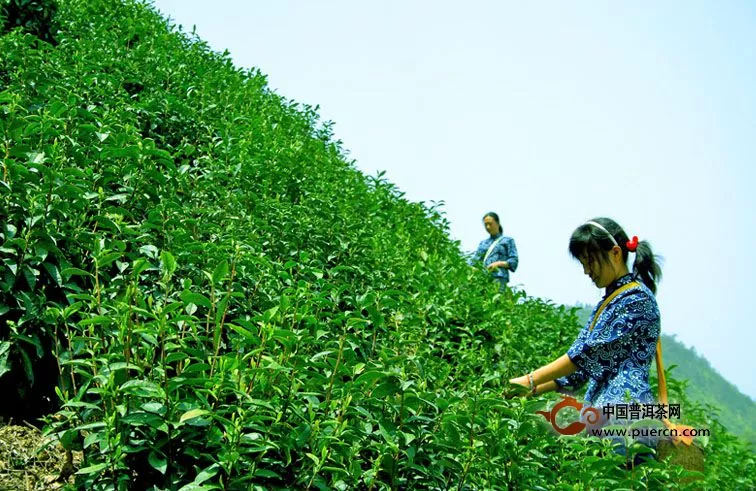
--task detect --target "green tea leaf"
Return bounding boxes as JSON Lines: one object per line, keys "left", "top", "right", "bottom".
{"left": 0, "top": 342, "right": 11, "bottom": 379}
{"left": 179, "top": 408, "right": 211, "bottom": 424}
{"left": 181, "top": 291, "right": 212, "bottom": 308}
{"left": 120, "top": 380, "right": 165, "bottom": 399}
{"left": 148, "top": 451, "right": 168, "bottom": 474}
{"left": 76, "top": 463, "right": 108, "bottom": 475}
{"left": 160, "top": 251, "right": 177, "bottom": 277}
{"left": 212, "top": 260, "right": 228, "bottom": 284}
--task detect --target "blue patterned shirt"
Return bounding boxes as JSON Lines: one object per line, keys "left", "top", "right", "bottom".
{"left": 473, "top": 233, "right": 518, "bottom": 284}
{"left": 555, "top": 274, "right": 660, "bottom": 407}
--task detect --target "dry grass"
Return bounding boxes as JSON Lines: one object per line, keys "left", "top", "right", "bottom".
{"left": 0, "top": 423, "right": 80, "bottom": 491}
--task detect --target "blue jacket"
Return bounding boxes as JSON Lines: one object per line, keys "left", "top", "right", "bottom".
{"left": 473, "top": 233, "right": 518, "bottom": 284}
{"left": 556, "top": 274, "right": 660, "bottom": 407}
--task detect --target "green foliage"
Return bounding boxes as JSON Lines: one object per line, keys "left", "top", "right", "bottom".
{"left": 0, "top": 0, "right": 59, "bottom": 44}
{"left": 0, "top": 0, "right": 753, "bottom": 488}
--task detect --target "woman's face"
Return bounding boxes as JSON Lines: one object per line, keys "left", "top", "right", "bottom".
{"left": 580, "top": 254, "right": 613, "bottom": 288}
{"left": 579, "top": 251, "right": 618, "bottom": 288}
{"left": 483, "top": 216, "right": 499, "bottom": 236}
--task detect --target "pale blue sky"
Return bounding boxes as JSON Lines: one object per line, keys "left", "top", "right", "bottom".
{"left": 151, "top": 1, "right": 756, "bottom": 399}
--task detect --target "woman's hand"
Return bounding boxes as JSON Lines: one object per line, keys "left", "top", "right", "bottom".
{"left": 505, "top": 356, "right": 577, "bottom": 399}
{"left": 503, "top": 376, "right": 531, "bottom": 399}
{"left": 509, "top": 375, "right": 529, "bottom": 388}
{"left": 487, "top": 261, "right": 509, "bottom": 271}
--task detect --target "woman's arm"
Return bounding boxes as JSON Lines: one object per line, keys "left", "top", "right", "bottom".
{"left": 532, "top": 380, "right": 558, "bottom": 395}
{"left": 509, "top": 354, "right": 577, "bottom": 394}
{"left": 504, "top": 238, "right": 518, "bottom": 272}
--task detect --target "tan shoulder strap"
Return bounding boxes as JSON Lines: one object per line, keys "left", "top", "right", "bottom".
{"left": 483, "top": 235, "right": 505, "bottom": 263}
{"left": 656, "top": 337, "right": 668, "bottom": 405}
{"left": 657, "top": 335, "right": 695, "bottom": 445}
{"left": 588, "top": 281, "right": 641, "bottom": 332}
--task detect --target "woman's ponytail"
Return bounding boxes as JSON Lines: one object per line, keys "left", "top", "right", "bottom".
{"left": 632, "top": 240, "right": 662, "bottom": 294}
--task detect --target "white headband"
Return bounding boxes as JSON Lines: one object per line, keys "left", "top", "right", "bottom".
{"left": 586, "top": 221, "right": 618, "bottom": 247}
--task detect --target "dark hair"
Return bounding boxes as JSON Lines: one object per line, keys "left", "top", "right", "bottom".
{"left": 569, "top": 217, "right": 662, "bottom": 294}
{"left": 483, "top": 212, "right": 503, "bottom": 234}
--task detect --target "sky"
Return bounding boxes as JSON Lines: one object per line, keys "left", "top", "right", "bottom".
{"left": 150, "top": 1, "right": 756, "bottom": 399}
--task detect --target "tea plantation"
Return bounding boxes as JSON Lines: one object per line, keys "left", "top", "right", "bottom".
{"left": 0, "top": 0, "right": 753, "bottom": 489}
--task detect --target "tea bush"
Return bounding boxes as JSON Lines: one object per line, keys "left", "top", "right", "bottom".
{"left": 0, "top": 0, "right": 753, "bottom": 489}
{"left": 1, "top": 0, "right": 59, "bottom": 44}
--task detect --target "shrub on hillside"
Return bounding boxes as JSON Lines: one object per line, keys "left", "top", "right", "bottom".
{"left": 1, "top": 0, "right": 59, "bottom": 44}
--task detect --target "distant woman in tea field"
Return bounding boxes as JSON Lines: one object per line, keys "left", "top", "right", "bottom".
{"left": 472, "top": 212, "right": 519, "bottom": 290}
{"left": 509, "top": 217, "right": 662, "bottom": 409}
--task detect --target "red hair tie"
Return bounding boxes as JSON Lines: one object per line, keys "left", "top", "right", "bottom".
{"left": 626, "top": 236, "right": 639, "bottom": 252}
